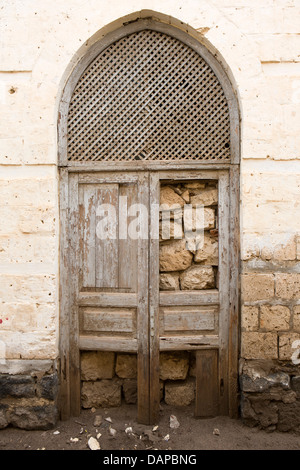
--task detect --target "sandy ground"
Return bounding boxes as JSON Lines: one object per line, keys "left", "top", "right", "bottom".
{"left": 0, "top": 403, "right": 299, "bottom": 452}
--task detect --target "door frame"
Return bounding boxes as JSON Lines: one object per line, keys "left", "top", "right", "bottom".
{"left": 57, "top": 18, "right": 240, "bottom": 422}
{"left": 58, "top": 165, "right": 239, "bottom": 422}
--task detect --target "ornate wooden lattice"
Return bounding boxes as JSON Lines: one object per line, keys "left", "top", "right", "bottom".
{"left": 67, "top": 29, "right": 231, "bottom": 162}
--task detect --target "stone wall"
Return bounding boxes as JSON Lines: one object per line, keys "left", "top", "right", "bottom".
{"left": 0, "top": 360, "right": 58, "bottom": 430}
{"left": 159, "top": 181, "right": 218, "bottom": 291}
{"left": 240, "top": 245, "right": 300, "bottom": 432}
{"left": 81, "top": 351, "right": 196, "bottom": 409}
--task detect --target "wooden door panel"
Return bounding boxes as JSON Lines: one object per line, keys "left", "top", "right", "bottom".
{"left": 159, "top": 290, "right": 219, "bottom": 305}
{"left": 160, "top": 306, "right": 218, "bottom": 334}
{"left": 80, "top": 307, "right": 136, "bottom": 335}
{"left": 95, "top": 184, "right": 119, "bottom": 288}
{"left": 118, "top": 183, "right": 138, "bottom": 291}
{"left": 78, "top": 292, "right": 137, "bottom": 307}
{"left": 195, "top": 349, "right": 219, "bottom": 417}
{"left": 78, "top": 176, "right": 141, "bottom": 349}
{"left": 80, "top": 184, "right": 96, "bottom": 288}
{"left": 79, "top": 182, "right": 138, "bottom": 293}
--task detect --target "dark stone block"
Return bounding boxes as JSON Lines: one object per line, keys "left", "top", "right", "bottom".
{"left": 291, "top": 376, "right": 300, "bottom": 397}
{"left": 251, "top": 400, "right": 278, "bottom": 428}
{"left": 240, "top": 372, "right": 290, "bottom": 393}
{"left": 240, "top": 395, "right": 259, "bottom": 427}
{"left": 277, "top": 401, "right": 300, "bottom": 433}
{"left": 8, "top": 403, "right": 58, "bottom": 430}
{"left": 38, "top": 373, "right": 58, "bottom": 401}
{"left": 0, "top": 374, "right": 35, "bottom": 398}
{"left": 122, "top": 379, "right": 137, "bottom": 404}
{"left": 0, "top": 404, "right": 9, "bottom": 429}
{"left": 240, "top": 375, "right": 269, "bottom": 393}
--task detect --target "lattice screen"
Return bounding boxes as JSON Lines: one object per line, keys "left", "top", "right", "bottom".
{"left": 67, "top": 30, "right": 231, "bottom": 162}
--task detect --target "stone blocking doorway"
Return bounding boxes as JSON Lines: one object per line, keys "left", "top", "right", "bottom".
{"left": 58, "top": 18, "right": 240, "bottom": 424}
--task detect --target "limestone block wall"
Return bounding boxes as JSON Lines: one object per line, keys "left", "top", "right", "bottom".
{"left": 159, "top": 181, "right": 218, "bottom": 291}
{"left": 80, "top": 351, "right": 197, "bottom": 409}
{"left": 0, "top": 1, "right": 300, "bottom": 429}
{"left": 240, "top": 244, "right": 300, "bottom": 432}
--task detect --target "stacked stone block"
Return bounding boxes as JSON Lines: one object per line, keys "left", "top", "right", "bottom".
{"left": 80, "top": 351, "right": 197, "bottom": 408}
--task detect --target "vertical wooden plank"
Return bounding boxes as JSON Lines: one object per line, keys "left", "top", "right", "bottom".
{"left": 95, "top": 184, "right": 119, "bottom": 288}
{"left": 119, "top": 183, "right": 138, "bottom": 292}
{"left": 57, "top": 99, "right": 69, "bottom": 167}
{"left": 80, "top": 184, "right": 96, "bottom": 288}
{"left": 218, "top": 171, "right": 230, "bottom": 415}
{"left": 58, "top": 168, "right": 71, "bottom": 420}
{"left": 149, "top": 172, "right": 160, "bottom": 424}
{"left": 137, "top": 172, "right": 150, "bottom": 425}
{"left": 195, "top": 349, "right": 219, "bottom": 417}
{"left": 229, "top": 165, "right": 240, "bottom": 418}
{"left": 228, "top": 97, "right": 241, "bottom": 166}
{"left": 68, "top": 172, "right": 81, "bottom": 416}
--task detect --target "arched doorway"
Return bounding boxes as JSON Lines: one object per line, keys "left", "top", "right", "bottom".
{"left": 58, "top": 18, "right": 240, "bottom": 424}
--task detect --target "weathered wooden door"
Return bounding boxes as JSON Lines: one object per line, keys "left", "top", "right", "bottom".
{"left": 63, "top": 168, "right": 231, "bottom": 424}
{"left": 67, "top": 171, "right": 151, "bottom": 422}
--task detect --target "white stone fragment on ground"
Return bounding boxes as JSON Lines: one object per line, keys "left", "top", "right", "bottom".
{"left": 213, "top": 428, "right": 220, "bottom": 436}
{"left": 70, "top": 437, "right": 79, "bottom": 442}
{"left": 105, "top": 417, "right": 112, "bottom": 423}
{"left": 88, "top": 437, "right": 101, "bottom": 450}
{"left": 93, "top": 415, "right": 103, "bottom": 427}
{"left": 109, "top": 426, "right": 117, "bottom": 437}
{"left": 125, "top": 426, "right": 133, "bottom": 434}
{"left": 163, "top": 434, "right": 170, "bottom": 441}
{"left": 97, "top": 433, "right": 102, "bottom": 439}
{"left": 53, "top": 430, "right": 60, "bottom": 435}
{"left": 152, "top": 425, "right": 159, "bottom": 432}
{"left": 169, "top": 415, "right": 180, "bottom": 429}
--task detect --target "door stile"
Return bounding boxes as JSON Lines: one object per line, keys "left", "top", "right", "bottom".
{"left": 149, "top": 172, "right": 160, "bottom": 424}
{"left": 58, "top": 168, "right": 71, "bottom": 420}
{"left": 218, "top": 171, "right": 230, "bottom": 415}
{"left": 137, "top": 172, "right": 151, "bottom": 424}
{"left": 228, "top": 165, "right": 240, "bottom": 418}
{"left": 68, "top": 172, "right": 81, "bottom": 416}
